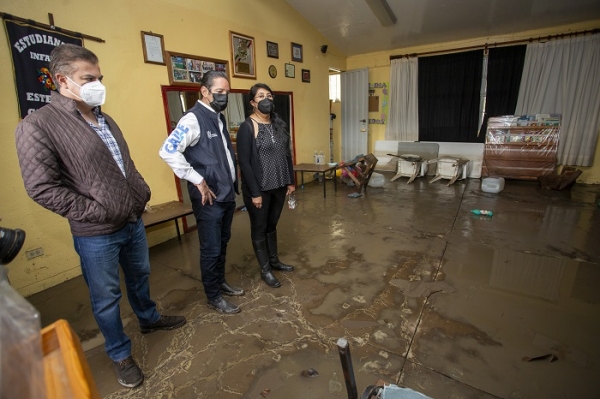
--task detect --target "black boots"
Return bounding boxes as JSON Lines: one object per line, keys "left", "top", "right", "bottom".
{"left": 221, "top": 281, "right": 245, "bottom": 296}
{"left": 252, "top": 240, "right": 281, "bottom": 288}
{"left": 208, "top": 297, "right": 241, "bottom": 314}
{"left": 266, "top": 231, "right": 295, "bottom": 272}
{"left": 252, "top": 232, "right": 294, "bottom": 288}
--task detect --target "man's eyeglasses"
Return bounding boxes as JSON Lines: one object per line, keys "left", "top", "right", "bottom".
{"left": 254, "top": 94, "right": 274, "bottom": 100}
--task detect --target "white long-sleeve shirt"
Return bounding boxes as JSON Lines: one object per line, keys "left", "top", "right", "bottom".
{"left": 159, "top": 100, "right": 235, "bottom": 185}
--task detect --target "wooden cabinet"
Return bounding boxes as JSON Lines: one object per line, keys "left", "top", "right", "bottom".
{"left": 482, "top": 125, "right": 560, "bottom": 180}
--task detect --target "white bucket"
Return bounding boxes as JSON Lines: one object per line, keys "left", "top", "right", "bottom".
{"left": 481, "top": 177, "right": 505, "bottom": 193}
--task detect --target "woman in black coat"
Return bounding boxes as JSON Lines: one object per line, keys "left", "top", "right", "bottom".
{"left": 237, "top": 83, "right": 296, "bottom": 288}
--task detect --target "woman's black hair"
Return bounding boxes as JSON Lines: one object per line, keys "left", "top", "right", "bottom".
{"left": 249, "top": 83, "right": 289, "bottom": 144}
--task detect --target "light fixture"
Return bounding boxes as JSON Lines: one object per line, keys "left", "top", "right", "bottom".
{"left": 364, "top": 0, "right": 397, "bottom": 26}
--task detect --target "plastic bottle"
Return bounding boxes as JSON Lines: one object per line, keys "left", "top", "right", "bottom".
{"left": 1, "top": 265, "right": 45, "bottom": 399}
{"left": 314, "top": 150, "right": 319, "bottom": 164}
{"left": 288, "top": 193, "right": 296, "bottom": 209}
{"left": 319, "top": 150, "right": 324, "bottom": 164}
{"left": 471, "top": 209, "right": 493, "bottom": 216}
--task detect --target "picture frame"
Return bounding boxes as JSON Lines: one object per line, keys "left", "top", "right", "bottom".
{"left": 141, "top": 31, "right": 165, "bottom": 65}
{"left": 285, "top": 63, "right": 295, "bottom": 78}
{"left": 166, "top": 51, "right": 228, "bottom": 86}
{"left": 302, "top": 69, "right": 310, "bottom": 83}
{"left": 291, "top": 42, "right": 303, "bottom": 63}
{"left": 266, "top": 41, "right": 279, "bottom": 59}
{"left": 230, "top": 31, "right": 256, "bottom": 79}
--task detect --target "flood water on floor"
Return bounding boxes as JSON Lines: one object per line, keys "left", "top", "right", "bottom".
{"left": 28, "top": 176, "right": 600, "bottom": 398}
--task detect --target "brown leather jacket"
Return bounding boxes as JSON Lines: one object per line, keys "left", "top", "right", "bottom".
{"left": 15, "top": 91, "right": 151, "bottom": 237}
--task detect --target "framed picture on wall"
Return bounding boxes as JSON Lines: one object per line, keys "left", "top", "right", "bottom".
{"left": 285, "top": 63, "right": 295, "bottom": 78}
{"left": 291, "top": 42, "right": 303, "bottom": 62}
{"left": 302, "top": 69, "right": 310, "bottom": 83}
{"left": 166, "top": 51, "right": 228, "bottom": 86}
{"left": 230, "top": 31, "right": 256, "bottom": 79}
{"left": 141, "top": 31, "right": 166, "bottom": 65}
{"left": 267, "top": 41, "right": 279, "bottom": 59}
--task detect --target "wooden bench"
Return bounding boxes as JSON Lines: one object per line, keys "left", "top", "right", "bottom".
{"left": 141, "top": 200, "right": 194, "bottom": 240}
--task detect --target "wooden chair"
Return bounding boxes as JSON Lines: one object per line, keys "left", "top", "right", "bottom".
{"left": 338, "top": 154, "right": 378, "bottom": 194}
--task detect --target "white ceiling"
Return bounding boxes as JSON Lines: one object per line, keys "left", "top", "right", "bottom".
{"left": 285, "top": 0, "right": 600, "bottom": 56}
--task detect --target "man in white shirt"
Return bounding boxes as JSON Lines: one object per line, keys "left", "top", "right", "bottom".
{"left": 159, "top": 71, "right": 243, "bottom": 314}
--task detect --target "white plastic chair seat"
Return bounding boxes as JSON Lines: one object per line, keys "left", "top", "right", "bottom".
{"left": 390, "top": 154, "right": 429, "bottom": 184}
{"left": 428, "top": 157, "right": 468, "bottom": 185}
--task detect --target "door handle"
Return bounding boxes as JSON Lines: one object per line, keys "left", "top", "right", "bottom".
{"left": 359, "top": 119, "right": 366, "bottom": 122}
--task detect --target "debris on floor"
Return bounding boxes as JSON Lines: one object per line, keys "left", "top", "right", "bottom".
{"left": 537, "top": 166, "right": 582, "bottom": 191}
{"left": 389, "top": 279, "right": 455, "bottom": 298}
{"left": 522, "top": 353, "right": 558, "bottom": 362}
{"left": 471, "top": 209, "right": 493, "bottom": 216}
{"left": 382, "top": 385, "right": 433, "bottom": 398}
{"left": 300, "top": 368, "right": 319, "bottom": 377}
{"left": 368, "top": 172, "right": 385, "bottom": 187}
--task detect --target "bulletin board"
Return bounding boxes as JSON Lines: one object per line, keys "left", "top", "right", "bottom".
{"left": 368, "top": 82, "right": 389, "bottom": 124}
{"left": 166, "top": 51, "right": 229, "bottom": 86}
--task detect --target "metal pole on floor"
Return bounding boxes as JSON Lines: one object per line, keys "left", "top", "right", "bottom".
{"left": 337, "top": 337, "right": 358, "bottom": 399}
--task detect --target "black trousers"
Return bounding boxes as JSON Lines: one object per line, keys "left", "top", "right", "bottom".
{"left": 243, "top": 186, "right": 287, "bottom": 241}
{"left": 191, "top": 199, "right": 236, "bottom": 301}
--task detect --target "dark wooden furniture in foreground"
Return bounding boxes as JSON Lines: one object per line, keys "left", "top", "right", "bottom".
{"left": 142, "top": 200, "right": 194, "bottom": 240}
{"left": 293, "top": 163, "right": 338, "bottom": 198}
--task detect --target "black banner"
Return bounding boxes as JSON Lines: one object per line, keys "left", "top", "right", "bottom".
{"left": 4, "top": 19, "right": 83, "bottom": 118}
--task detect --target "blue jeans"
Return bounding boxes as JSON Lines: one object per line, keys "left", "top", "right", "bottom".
{"left": 192, "top": 200, "right": 236, "bottom": 301}
{"left": 73, "top": 218, "right": 160, "bottom": 362}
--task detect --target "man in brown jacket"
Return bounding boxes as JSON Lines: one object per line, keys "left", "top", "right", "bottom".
{"left": 15, "top": 44, "right": 186, "bottom": 389}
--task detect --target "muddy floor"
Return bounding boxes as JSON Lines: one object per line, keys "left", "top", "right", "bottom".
{"left": 28, "top": 175, "right": 600, "bottom": 398}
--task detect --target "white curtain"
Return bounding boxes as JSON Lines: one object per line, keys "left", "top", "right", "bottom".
{"left": 515, "top": 34, "right": 600, "bottom": 166}
{"left": 224, "top": 93, "right": 246, "bottom": 128}
{"left": 386, "top": 58, "right": 419, "bottom": 141}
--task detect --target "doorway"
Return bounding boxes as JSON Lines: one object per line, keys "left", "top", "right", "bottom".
{"left": 160, "top": 86, "right": 295, "bottom": 233}
{"left": 341, "top": 68, "right": 369, "bottom": 160}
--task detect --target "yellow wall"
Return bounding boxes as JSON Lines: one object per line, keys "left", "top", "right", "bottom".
{"left": 367, "top": 67, "right": 389, "bottom": 157}
{"left": 0, "top": 0, "right": 345, "bottom": 296}
{"left": 344, "top": 19, "right": 600, "bottom": 184}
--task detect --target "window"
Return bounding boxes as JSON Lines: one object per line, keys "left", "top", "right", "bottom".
{"left": 329, "top": 73, "right": 340, "bottom": 102}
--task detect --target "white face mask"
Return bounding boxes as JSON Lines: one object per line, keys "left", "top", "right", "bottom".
{"left": 66, "top": 76, "right": 106, "bottom": 107}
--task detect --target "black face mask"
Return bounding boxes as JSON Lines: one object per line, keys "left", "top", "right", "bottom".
{"left": 257, "top": 98, "right": 274, "bottom": 114}
{"left": 209, "top": 92, "right": 228, "bottom": 112}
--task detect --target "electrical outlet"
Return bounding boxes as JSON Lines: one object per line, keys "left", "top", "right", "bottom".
{"left": 26, "top": 247, "right": 44, "bottom": 260}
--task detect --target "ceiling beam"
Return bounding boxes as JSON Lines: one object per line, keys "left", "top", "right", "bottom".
{"left": 364, "top": 0, "right": 397, "bottom": 26}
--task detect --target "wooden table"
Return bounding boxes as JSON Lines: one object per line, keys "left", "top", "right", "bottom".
{"left": 142, "top": 200, "right": 194, "bottom": 240}
{"left": 293, "top": 163, "right": 338, "bottom": 198}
